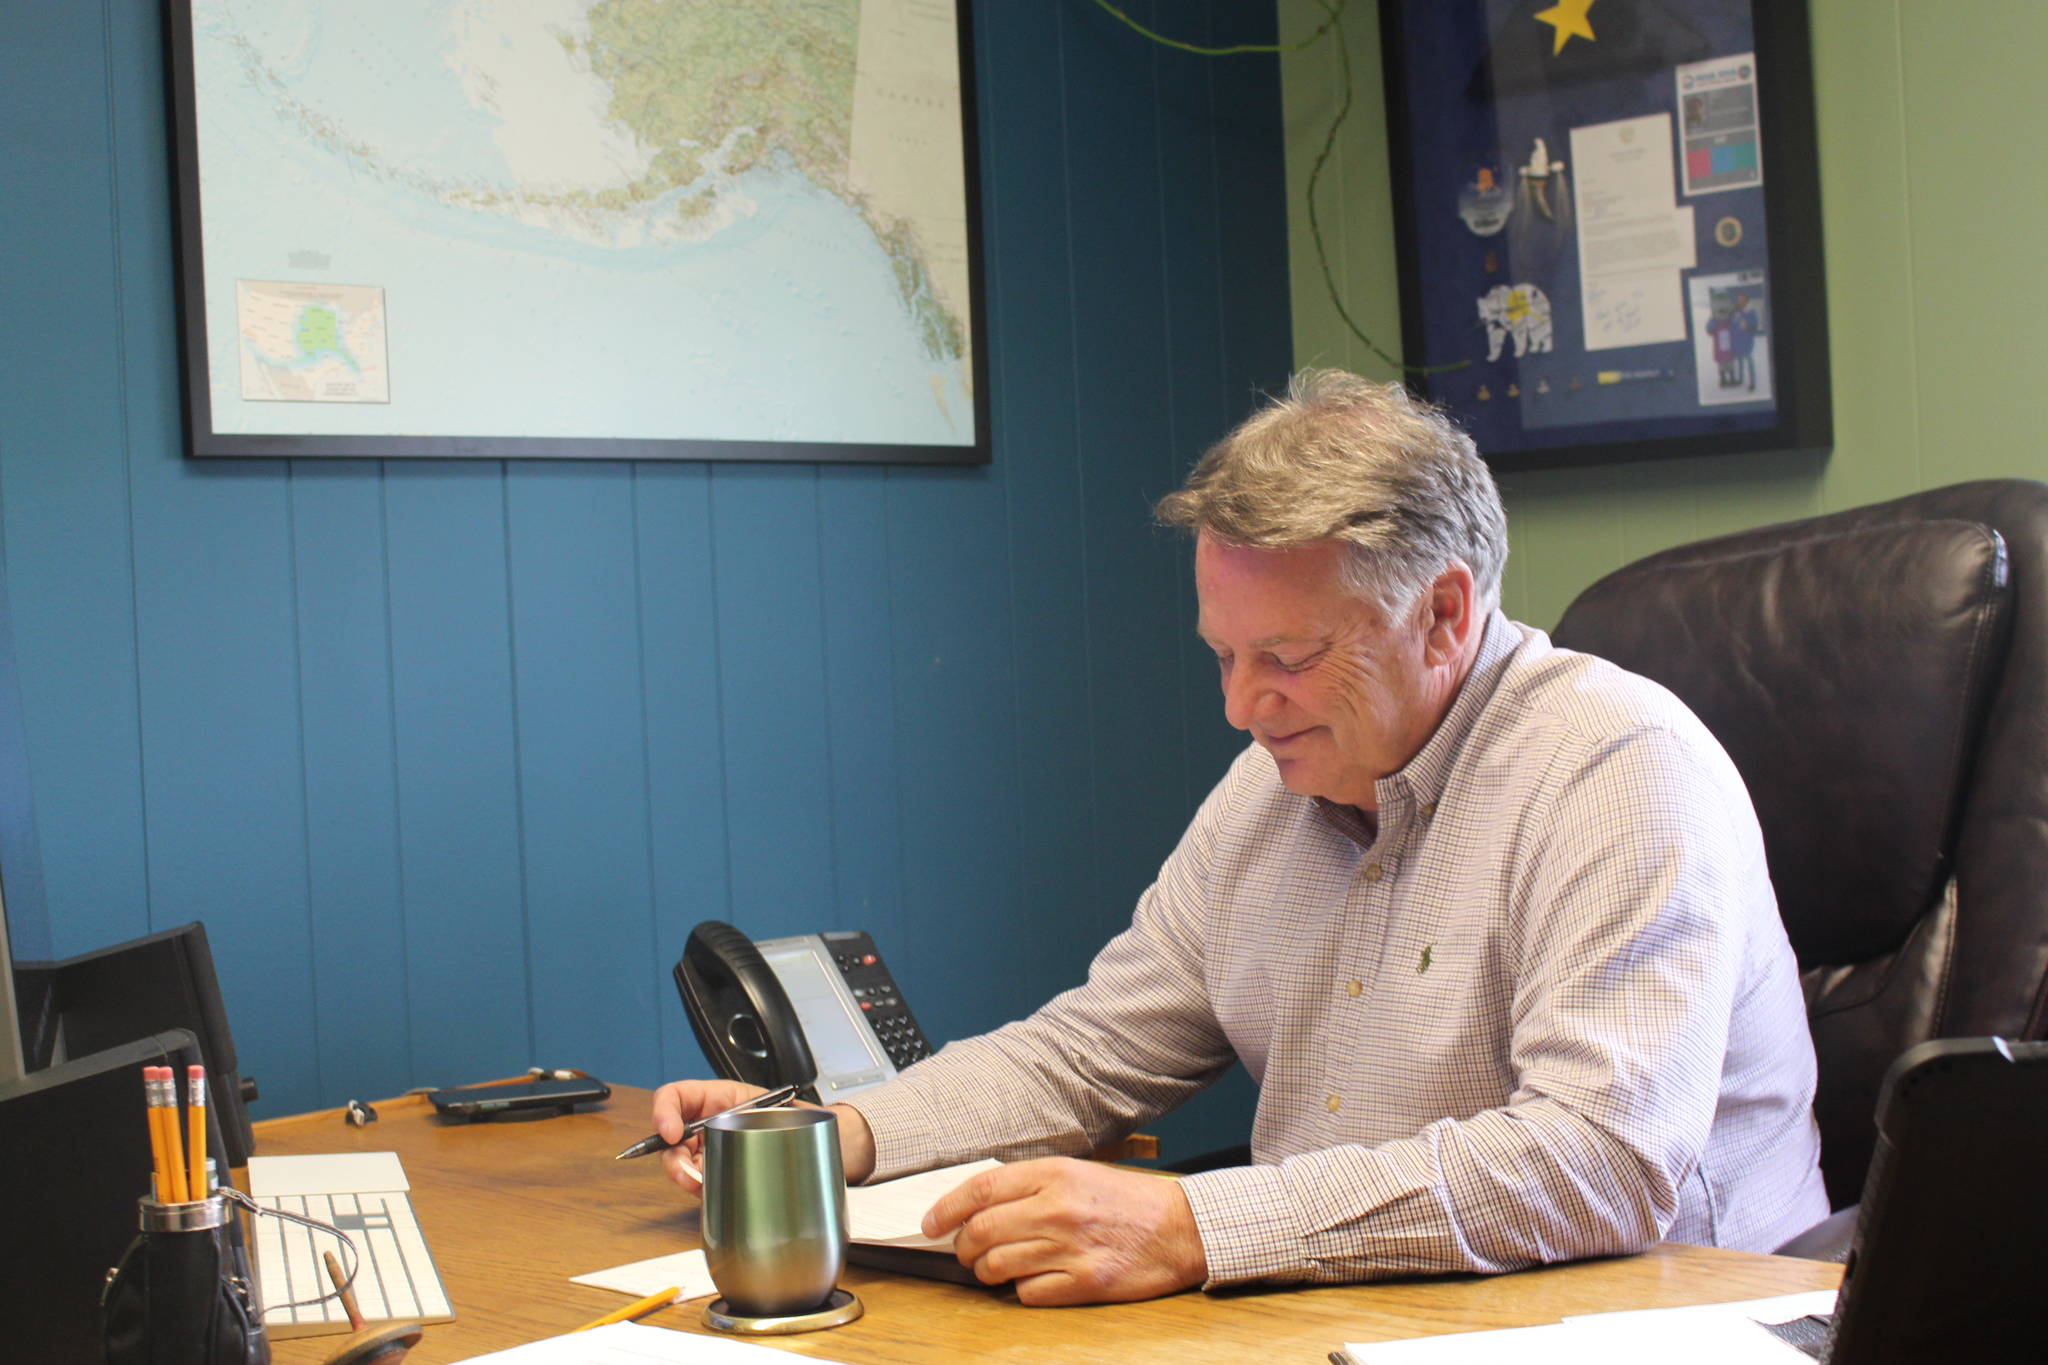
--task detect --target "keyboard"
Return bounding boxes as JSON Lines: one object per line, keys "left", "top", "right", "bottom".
{"left": 1758, "top": 1312, "right": 1833, "bottom": 1359}
{"left": 245, "top": 1152, "right": 453, "bottom": 1338}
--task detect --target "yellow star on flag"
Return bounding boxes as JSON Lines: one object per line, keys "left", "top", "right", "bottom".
{"left": 1535, "top": 0, "right": 1597, "bottom": 56}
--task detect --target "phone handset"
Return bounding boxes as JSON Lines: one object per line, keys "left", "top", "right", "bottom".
{"left": 674, "top": 920, "right": 821, "bottom": 1104}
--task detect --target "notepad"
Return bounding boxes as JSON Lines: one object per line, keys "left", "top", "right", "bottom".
{"left": 846, "top": 1158, "right": 1003, "bottom": 1251}
{"left": 572, "top": 1248, "right": 720, "bottom": 1303}
{"left": 1337, "top": 1291, "right": 1837, "bottom": 1363}
{"left": 246, "top": 1151, "right": 454, "bottom": 1339}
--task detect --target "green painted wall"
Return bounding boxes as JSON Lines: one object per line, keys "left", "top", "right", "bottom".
{"left": 1280, "top": 0, "right": 2048, "bottom": 627}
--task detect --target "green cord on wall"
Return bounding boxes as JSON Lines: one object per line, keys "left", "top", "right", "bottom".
{"left": 1086, "top": 0, "right": 1469, "bottom": 378}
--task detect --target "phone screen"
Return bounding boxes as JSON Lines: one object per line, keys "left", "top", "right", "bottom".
{"left": 757, "top": 943, "right": 889, "bottom": 1083}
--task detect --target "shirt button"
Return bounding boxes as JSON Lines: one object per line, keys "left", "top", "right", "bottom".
{"left": 1326, "top": 1094, "right": 1343, "bottom": 1113}
{"left": 1344, "top": 979, "right": 1363, "bottom": 998}
{"left": 1422, "top": 801, "right": 1438, "bottom": 819}
{"left": 1364, "top": 863, "right": 1383, "bottom": 882}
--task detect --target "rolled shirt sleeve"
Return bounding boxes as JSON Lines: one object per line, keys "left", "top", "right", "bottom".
{"left": 849, "top": 806, "right": 1241, "bottom": 1182}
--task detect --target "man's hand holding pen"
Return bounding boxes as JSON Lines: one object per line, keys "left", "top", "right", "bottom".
{"left": 643, "top": 1079, "right": 1203, "bottom": 1305}
{"left": 646, "top": 1079, "right": 878, "bottom": 1195}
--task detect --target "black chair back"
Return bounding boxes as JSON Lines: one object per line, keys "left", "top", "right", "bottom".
{"left": 1553, "top": 480, "right": 2048, "bottom": 1208}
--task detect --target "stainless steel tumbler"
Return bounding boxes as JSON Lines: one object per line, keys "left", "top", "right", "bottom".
{"left": 700, "top": 1107, "right": 847, "bottom": 1317}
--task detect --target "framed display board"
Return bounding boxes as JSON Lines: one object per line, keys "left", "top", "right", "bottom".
{"left": 1379, "top": 0, "right": 1830, "bottom": 472}
{"left": 165, "top": 1, "right": 989, "bottom": 465}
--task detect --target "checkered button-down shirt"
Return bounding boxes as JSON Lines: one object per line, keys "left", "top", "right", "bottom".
{"left": 848, "top": 611, "right": 1829, "bottom": 1287}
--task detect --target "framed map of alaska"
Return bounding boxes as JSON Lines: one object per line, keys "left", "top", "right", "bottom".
{"left": 166, "top": 1, "right": 989, "bottom": 464}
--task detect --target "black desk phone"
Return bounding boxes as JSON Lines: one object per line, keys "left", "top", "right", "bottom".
{"left": 674, "top": 920, "right": 933, "bottom": 1103}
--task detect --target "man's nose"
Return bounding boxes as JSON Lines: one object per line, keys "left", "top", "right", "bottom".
{"left": 1221, "top": 664, "right": 1266, "bottom": 731}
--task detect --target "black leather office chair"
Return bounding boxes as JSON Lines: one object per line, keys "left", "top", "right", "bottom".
{"left": 1552, "top": 480, "right": 2048, "bottom": 1258}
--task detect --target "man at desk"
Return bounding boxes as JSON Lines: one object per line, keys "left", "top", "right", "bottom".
{"left": 654, "top": 371, "right": 1828, "bottom": 1305}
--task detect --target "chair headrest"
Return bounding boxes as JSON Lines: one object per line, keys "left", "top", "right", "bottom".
{"left": 1555, "top": 518, "right": 2011, "bottom": 965}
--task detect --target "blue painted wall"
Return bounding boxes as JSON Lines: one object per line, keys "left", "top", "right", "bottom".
{"left": 0, "top": 2, "right": 1285, "bottom": 1156}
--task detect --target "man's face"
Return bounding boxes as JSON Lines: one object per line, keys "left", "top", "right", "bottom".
{"left": 1195, "top": 535, "right": 1440, "bottom": 811}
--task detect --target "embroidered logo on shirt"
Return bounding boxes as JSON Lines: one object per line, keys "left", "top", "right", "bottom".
{"left": 1417, "top": 943, "right": 1435, "bottom": 974}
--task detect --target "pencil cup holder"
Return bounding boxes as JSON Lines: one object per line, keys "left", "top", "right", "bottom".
{"left": 103, "top": 1193, "right": 270, "bottom": 1365}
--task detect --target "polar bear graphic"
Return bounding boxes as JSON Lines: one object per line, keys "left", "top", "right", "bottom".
{"left": 1477, "top": 283, "right": 1554, "bottom": 362}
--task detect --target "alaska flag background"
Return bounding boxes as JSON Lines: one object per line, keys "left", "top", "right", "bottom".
{"left": 1385, "top": 0, "right": 1784, "bottom": 463}
{"left": 1470, "top": 0, "right": 1712, "bottom": 98}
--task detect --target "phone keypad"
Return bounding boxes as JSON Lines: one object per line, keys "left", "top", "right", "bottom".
{"left": 824, "top": 931, "right": 933, "bottom": 1072}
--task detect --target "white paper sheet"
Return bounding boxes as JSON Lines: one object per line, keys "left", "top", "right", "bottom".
{"left": 846, "top": 1158, "right": 1003, "bottom": 1250}
{"left": 570, "top": 1248, "right": 720, "bottom": 1304}
{"left": 1563, "top": 1289, "right": 1837, "bottom": 1331}
{"left": 1582, "top": 268, "right": 1688, "bottom": 351}
{"left": 1342, "top": 1323, "right": 1582, "bottom": 1364}
{"left": 1579, "top": 206, "right": 1695, "bottom": 277}
{"left": 1571, "top": 113, "right": 1692, "bottom": 350}
{"left": 1573, "top": 114, "right": 1677, "bottom": 224}
{"left": 453, "top": 1320, "right": 854, "bottom": 1363}
{"left": 246, "top": 1150, "right": 409, "bottom": 1196}
{"left": 1343, "top": 1291, "right": 1834, "bottom": 1364}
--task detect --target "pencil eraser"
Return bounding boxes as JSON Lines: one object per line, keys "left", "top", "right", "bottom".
{"left": 188, "top": 1065, "right": 205, "bottom": 1082}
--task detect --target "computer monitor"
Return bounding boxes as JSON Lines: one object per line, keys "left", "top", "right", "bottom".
{"left": 12, "top": 921, "right": 258, "bottom": 1166}
{"left": 1817, "top": 1036, "right": 2048, "bottom": 1361}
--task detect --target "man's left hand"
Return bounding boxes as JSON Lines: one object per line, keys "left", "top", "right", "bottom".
{"left": 921, "top": 1157, "right": 1208, "bottom": 1306}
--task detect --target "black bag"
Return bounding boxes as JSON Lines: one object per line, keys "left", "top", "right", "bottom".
{"left": 101, "top": 1194, "right": 268, "bottom": 1365}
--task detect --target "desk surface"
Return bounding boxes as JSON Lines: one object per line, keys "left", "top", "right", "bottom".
{"left": 255, "top": 1084, "right": 1840, "bottom": 1364}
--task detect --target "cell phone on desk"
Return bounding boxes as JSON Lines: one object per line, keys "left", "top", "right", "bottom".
{"left": 673, "top": 921, "right": 934, "bottom": 1103}
{"left": 426, "top": 1076, "right": 611, "bottom": 1119}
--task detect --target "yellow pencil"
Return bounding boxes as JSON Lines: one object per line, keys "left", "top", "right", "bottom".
{"left": 186, "top": 1064, "right": 209, "bottom": 1198}
{"left": 143, "top": 1066, "right": 173, "bottom": 1202}
{"left": 572, "top": 1287, "right": 679, "bottom": 1332}
{"left": 159, "top": 1067, "right": 190, "bottom": 1203}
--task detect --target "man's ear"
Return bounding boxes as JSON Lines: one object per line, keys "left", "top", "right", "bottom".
{"left": 1420, "top": 561, "right": 1478, "bottom": 667}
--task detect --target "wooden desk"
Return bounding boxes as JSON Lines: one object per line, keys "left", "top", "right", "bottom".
{"left": 255, "top": 1085, "right": 1840, "bottom": 1363}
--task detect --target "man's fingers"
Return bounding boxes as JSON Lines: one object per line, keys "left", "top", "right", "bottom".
{"left": 651, "top": 1083, "right": 689, "bottom": 1142}
{"left": 939, "top": 1160, "right": 1208, "bottom": 1305}
{"left": 659, "top": 1143, "right": 704, "bottom": 1193}
{"left": 650, "top": 1079, "right": 766, "bottom": 1143}
{"left": 921, "top": 1161, "right": 1041, "bottom": 1237}
{"left": 949, "top": 1197, "right": 1046, "bottom": 1268}
{"left": 1012, "top": 1270, "right": 1086, "bottom": 1307}
{"left": 964, "top": 1234, "right": 1063, "bottom": 1287}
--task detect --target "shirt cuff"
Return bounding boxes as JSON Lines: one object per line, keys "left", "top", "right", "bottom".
{"left": 1178, "top": 1162, "right": 1315, "bottom": 1287}
{"left": 838, "top": 1079, "right": 950, "bottom": 1184}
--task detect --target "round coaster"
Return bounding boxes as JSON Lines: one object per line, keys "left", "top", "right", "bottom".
{"left": 701, "top": 1288, "right": 863, "bottom": 1335}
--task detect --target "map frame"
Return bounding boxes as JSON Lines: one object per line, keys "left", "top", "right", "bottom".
{"left": 164, "top": 0, "right": 992, "bottom": 466}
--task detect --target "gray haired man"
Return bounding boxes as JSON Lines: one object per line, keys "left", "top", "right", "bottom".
{"left": 654, "top": 371, "right": 1828, "bottom": 1304}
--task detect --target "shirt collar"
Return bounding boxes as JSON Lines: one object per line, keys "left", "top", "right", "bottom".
{"left": 1312, "top": 607, "right": 1520, "bottom": 827}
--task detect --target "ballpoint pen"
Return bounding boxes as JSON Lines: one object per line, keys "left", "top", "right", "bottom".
{"left": 612, "top": 1082, "right": 803, "bottom": 1160}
